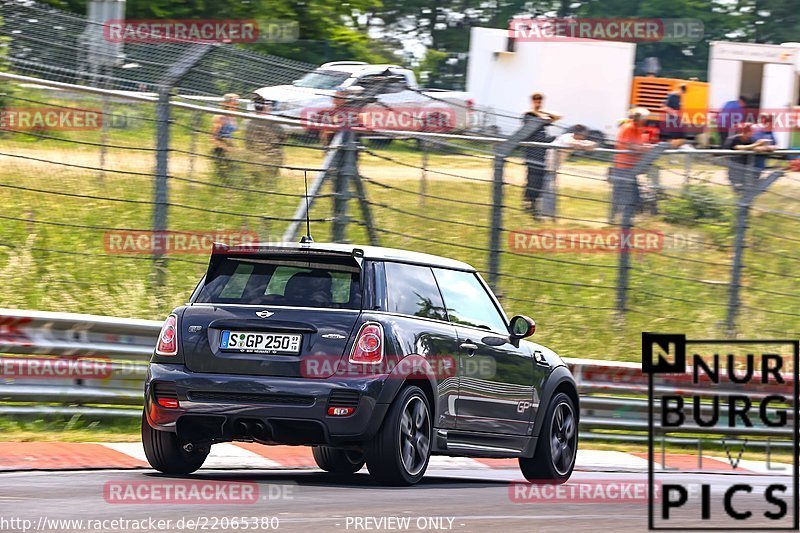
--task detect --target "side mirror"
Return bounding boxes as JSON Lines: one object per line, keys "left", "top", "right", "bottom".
{"left": 509, "top": 315, "right": 536, "bottom": 339}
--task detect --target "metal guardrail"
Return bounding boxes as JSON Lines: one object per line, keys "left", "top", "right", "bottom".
{"left": 0, "top": 309, "right": 792, "bottom": 447}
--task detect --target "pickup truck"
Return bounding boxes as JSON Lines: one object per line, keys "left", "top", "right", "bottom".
{"left": 252, "top": 62, "right": 477, "bottom": 136}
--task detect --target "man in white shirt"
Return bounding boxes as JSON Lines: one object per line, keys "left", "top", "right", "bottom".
{"left": 541, "top": 125, "right": 598, "bottom": 218}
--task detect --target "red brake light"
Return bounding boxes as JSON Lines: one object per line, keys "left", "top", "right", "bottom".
{"left": 156, "top": 314, "right": 178, "bottom": 356}
{"left": 349, "top": 323, "right": 384, "bottom": 364}
{"left": 327, "top": 406, "right": 355, "bottom": 416}
{"left": 157, "top": 397, "right": 179, "bottom": 409}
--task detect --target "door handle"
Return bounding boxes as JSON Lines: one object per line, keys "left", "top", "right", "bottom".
{"left": 460, "top": 342, "right": 478, "bottom": 356}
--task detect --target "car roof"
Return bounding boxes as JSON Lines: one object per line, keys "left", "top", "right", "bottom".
{"left": 317, "top": 63, "right": 405, "bottom": 76}
{"left": 217, "top": 242, "right": 476, "bottom": 272}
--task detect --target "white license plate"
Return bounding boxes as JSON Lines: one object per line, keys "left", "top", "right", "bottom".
{"left": 219, "top": 331, "right": 302, "bottom": 354}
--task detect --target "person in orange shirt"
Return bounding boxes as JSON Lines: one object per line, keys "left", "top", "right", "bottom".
{"left": 609, "top": 107, "right": 652, "bottom": 223}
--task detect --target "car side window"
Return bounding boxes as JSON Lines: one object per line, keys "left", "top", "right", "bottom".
{"left": 384, "top": 262, "right": 447, "bottom": 321}
{"left": 432, "top": 269, "right": 508, "bottom": 333}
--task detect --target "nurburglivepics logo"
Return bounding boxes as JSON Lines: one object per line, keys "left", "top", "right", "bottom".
{"left": 643, "top": 332, "right": 799, "bottom": 530}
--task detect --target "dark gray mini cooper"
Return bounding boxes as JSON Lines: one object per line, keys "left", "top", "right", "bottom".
{"left": 143, "top": 242, "right": 579, "bottom": 485}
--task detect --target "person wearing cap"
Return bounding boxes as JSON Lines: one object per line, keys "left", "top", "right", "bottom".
{"left": 522, "top": 92, "right": 562, "bottom": 218}
{"left": 609, "top": 107, "right": 652, "bottom": 223}
{"left": 212, "top": 93, "right": 240, "bottom": 181}
{"left": 244, "top": 94, "right": 285, "bottom": 185}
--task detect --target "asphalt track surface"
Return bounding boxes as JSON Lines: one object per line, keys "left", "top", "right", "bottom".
{"left": 0, "top": 467, "right": 794, "bottom": 532}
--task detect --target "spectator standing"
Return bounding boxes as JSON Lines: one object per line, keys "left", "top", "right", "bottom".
{"left": 522, "top": 92, "right": 561, "bottom": 218}
{"left": 212, "top": 93, "right": 240, "bottom": 181}
{"left": 244, "top": 94, "right": 286, "bottom": 185}
{"left": 609, "top": 107, "right": 651, "bottom": 223}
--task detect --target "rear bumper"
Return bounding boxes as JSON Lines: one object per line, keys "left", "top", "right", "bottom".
{"left": 144, "top": 363, "right": 390, "bottom": 446}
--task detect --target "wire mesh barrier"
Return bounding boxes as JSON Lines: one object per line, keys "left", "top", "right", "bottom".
{"left": 1, "top": 0, "right": 800, "bottom": 366}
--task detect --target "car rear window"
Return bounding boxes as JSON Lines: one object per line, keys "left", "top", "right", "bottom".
{"left": 196, "top": 257, "right": 362, "bottom": 309}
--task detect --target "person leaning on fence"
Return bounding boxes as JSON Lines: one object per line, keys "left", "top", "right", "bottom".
{"left": 541, "top": 125, "right": 598, "bottom": 219}
{"left": 609, "top": 107, "right": 652, "bottom": 224}
{"left": 717, "top": 95, "right": 748, "bottom": 147}
{"left": 211, "top": 93, "right": 240, "bottom": 180}
{"left": 723, "top": 122, "right": 776, "bottom": 192}
{"left": 244, "top": 94, "right": 286, "bottom": 185}
{"left": 522, "top": 92, "right": 561, "bottom": 219}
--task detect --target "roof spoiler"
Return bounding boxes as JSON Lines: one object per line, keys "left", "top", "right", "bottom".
{"left": 205, "top": 242, "right": 364, "bottom": 277}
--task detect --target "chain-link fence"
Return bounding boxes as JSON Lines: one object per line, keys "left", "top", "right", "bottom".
{"left": 1, "top": 0, "right": 799, "bottom": 363}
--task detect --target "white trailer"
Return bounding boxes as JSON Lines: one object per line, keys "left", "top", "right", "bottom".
{"left": 708, "top": 41, "right": 800, "bottom": 148}
{"left": 466, "top": 27, "right": 636, "bottom": 139}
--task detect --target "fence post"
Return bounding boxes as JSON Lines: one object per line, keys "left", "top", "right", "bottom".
{"left": 152, "top": 88, "right": 170, "bottom": 287}
{"left": 726, "top": 199, "right": 749, "bottom": 335}
{"left": 724, "top": 167, "right": 783, "bottom": 335}
{"left": 283, "top": 132, "right": 343, "bottom": 242}
{"left": 614, "top": 143, "right": 669, "bottom": 318}
{"left": 350, "top": 142, "right": 379, "bottom": 246}
{"left": 488, "top": 117, "right": 548, "bottom": 289}
{"left": 332, "top": 130, "right": 355, "bottom": 243}
{"left": 151, "top": 44, "right": 215, "bottom": 286}
{"left": 187, "top": 111, "right": 203, "bottom": 181}
{"left": 420, "top": 140, "right": 428, "bottom": 207}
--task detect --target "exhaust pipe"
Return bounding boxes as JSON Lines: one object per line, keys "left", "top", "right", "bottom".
{"left": 232, "top": 420, "right": 250, "bottom": 436}
{"left": 231, "top": 419, "right": 269, "bottom": 440}
{"left": 252, "top": 421, "right": 270, "bottom": 440}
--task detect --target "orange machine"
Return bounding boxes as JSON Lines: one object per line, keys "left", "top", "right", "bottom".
{"left": 630, "top": 76, "right": 709, "bottom": 138}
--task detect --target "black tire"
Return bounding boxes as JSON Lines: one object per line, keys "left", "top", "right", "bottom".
{"left": 141, "top": 411, "right": 208, "bottom": 475}
{"left": 312, "top": 446, "right": 365, "bottom": 474}
{"left": 519, "top": 392, "right": 578, "bottom": 484}
{"left": 365, "top": 385, "right": 432, "bottom": 486}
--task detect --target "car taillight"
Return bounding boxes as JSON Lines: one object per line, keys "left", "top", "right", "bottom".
{"left": 155, "top": 314, "right": 178, "bottom": 356}
{"left": 349, "top": 323, "right": 384, "bottom": 364}
{"left": 152, "top": 381, "right": 179, "bottom": 409}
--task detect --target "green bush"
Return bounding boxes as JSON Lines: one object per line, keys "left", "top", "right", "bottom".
{"left": 663, "top": 184, "right": 729, "bottom": 226}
